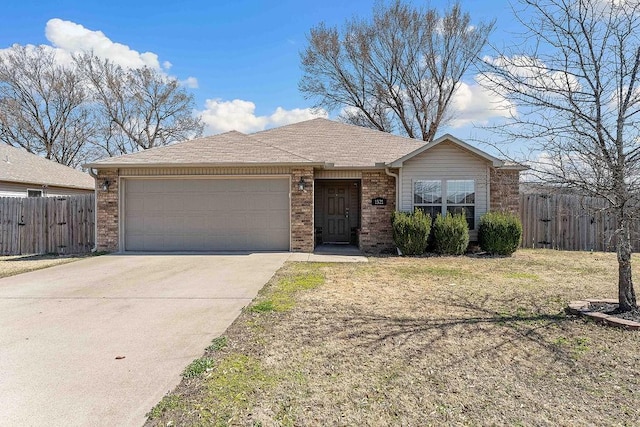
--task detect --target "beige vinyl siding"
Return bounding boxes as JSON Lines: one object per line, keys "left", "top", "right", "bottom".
{"left": 0, "top": 181, "right": 93, "bottom": 198}
{"left": 399, "top": 141, "right": 489, "bottom": 240}
{"left": 119, "top": 166, "right": 292, "bottom": 176}
{"left": 314, "top": 170, "right": 363, "bottom": 179}
{"left": 45, "top": 186, "right": 94, "bottom": 196}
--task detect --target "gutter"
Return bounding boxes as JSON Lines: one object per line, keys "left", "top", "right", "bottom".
{"left": 497, "top": 164, "right": 530, "bottom": 171}
{"left": 88, "top": 168, "right": 99, "bottom": 252}
{"left": 384, "top": 167, "right": 399, "bottom": 211}
{"left": 82, "top": 161, "right": 326, "bottom": 169}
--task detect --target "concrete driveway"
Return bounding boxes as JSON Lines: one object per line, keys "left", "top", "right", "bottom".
{"left": 0, "top": 253, "right": 288, "bottom": 427}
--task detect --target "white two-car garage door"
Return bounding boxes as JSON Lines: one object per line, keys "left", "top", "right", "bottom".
{"left": 123, "top": 177, "right": 290, "bottom": 251}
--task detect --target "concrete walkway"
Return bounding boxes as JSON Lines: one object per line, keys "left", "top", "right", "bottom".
{"left": 287, "top": 252, "right": 368, "bottom": 263}
{"left": 287, "top": 244, "right": 369, "bottom": 263}
{"left": 0, "top": 253, "right": 288, "bottom": 427}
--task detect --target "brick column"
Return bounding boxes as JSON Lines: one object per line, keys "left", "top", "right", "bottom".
{"left": 360, "top": 170, "right": 397, "bottom": 253}
{"left": 291, "top": 167, "right": 314, "bottom": 252}
{"left": 96, "top": 169, "right": 119, "bottom": 252}
{"left": 490, "top": 168, "right": 520, "bottom": 214}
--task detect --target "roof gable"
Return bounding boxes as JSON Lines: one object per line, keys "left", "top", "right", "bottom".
{"left": 390, "top": 133, "right": 503, "bottom": 167}
{"left": 0, "top": 144, "right": 94, "bottom": 189}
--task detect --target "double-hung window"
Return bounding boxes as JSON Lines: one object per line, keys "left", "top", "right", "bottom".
{"left": 414, "top": 179, "right": 475, "bottom": 229}
{"left": 413, "top": 180, "right": 442, "bottom": 219}
{"left": 446, "top": 180, "right": 475, "bottom": 229}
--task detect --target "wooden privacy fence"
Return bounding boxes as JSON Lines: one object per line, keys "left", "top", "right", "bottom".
{"left": 519, "top": 193, "right": 640, "bottom": 252}
{"left": 0, "top": 195, "right": 95, "bottom": 255}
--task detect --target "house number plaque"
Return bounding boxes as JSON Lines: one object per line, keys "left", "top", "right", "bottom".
{"left": 371, "top": 197, "right": 387, "bottom": 206}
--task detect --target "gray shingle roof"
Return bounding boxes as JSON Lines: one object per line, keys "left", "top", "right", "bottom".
{"left": 0, "top": 144, "right": 94, "bottom": 189}
{"left": 87, "top": 130, "right": 317, "bottom": 167}
{"left": 86, "top": 118, "right": 508, "bottom": 169}
{"left": 249, "top": 118, "right": 425, "bottom": 167}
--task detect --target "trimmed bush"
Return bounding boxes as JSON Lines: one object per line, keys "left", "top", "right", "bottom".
{"left": 392, "top": 210, "right": 432, "bottom": 255}
{"left": 478, "top": 211, "right": 523, "bottom": 255}
{"left": 432, "top": 212, "right": 469, "bottom": 255}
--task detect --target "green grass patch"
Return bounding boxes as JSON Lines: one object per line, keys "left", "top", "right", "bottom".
{"left": 573, "top": 337, "right": 590, "bottom": 356}
{"left": 147, "top": 395, "right": 185, "bottom": 420}
{"left": 202, "top": 354, "right": 278, "bottom": 424}
{"left": 553, "top": 336, "right": 591, "bottom": 359}
{"left": 206, "top": 336, "right": 228, "bottom": 352}
{"left": 250, "top": 300, "right": 276, "bottom": 313}
{"left": 182, "top": 357, "right": 215, "bottom": 378}
{"left": 250, "top": 265, "right": 325, "bottom": 313}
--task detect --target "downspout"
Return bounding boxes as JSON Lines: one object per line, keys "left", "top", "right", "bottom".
{"left": 486, "top": 166, "right": 491, "bottom": 211}
{"left": 88, "top": 168, "right": 99, "bottom": 252}
{"left": 385, "top": 167, "right": 399, "bottom": 211}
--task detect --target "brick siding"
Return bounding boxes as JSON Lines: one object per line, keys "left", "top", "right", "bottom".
{"left": 96, "top": 169, "right": 119, "bottom": 252}
{"left": 94, "top": 166, "right": 400, "bottom": 254}
{"left": 290, "top": 167, "right": 315, "bottom": 252}
{"left": 359, "top": 170, "right": 397, "bottom": 253}
{"left": 490, "top": 168, "right": 520, "bottom": 214}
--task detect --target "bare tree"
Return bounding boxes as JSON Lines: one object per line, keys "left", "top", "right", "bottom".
{"left": 76, "top": 54, "right": 204, "bottom": 156}
{"left": 0, "top": 45, "right": 97, "bottom": 167}
{"left": 300, "top": 1, "right": 494, "bottom": 141}
{"left": 482, "top": 0, "right": 640, "bottom": 312}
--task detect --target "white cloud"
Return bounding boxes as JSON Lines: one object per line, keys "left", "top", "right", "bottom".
{"left": 448, "top": 76, "right": 516, "bottom": 128}
{"left": 1, "top": 18, "right": 326, "bottom": 137}
{"left": 0, "top": 19, "right": 199, "bottom": 87}
{"left": 199, "top": 99, "right": 328, "bottom": 134}
{"left": 180, "top": 76, "right": 199, "bottom": 89}
{"left": 45, "top": 18, "right": 161, "bottom": 70}
{"left": 483, "top": 55, "right": 581, "bottom": 95}
{"left": 269, "top": 106, "right": 327, "bottom": 127}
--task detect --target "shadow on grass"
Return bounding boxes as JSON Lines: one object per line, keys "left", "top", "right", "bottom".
{"left": 295, "top": 296, "right": 582, "bottom": 368}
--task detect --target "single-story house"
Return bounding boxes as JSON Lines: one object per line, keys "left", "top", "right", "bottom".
{"left": 85, "top": 118, "right": 525, "bottom": 253}
{"left": 0, "top": 143, "right": 94, "bottom": 197}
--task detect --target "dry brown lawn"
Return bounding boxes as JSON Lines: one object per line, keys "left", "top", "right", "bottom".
{"left": 147, "top": 249, "right": 640, "bottom": 426}
{"left": 0, "top": 254, "right": 86, "bottom": 278}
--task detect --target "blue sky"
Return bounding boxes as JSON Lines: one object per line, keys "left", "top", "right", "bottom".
{"left": 0, "top": 0, "right": 520, "bottom": 152}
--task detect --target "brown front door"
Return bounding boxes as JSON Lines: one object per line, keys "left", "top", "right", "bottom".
{"left": 324, "top": 183, "right": 350, "bottom": 243}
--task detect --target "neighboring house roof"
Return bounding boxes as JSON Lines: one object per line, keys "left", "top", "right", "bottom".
{"left": 85, "top": 118, "right": 521, "bottom": 170}
{"left": 0, "top": 143, "right": 94, "bottom": 190}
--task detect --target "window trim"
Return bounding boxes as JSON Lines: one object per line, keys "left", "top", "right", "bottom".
{"left": 413, "top": 179, "right": 476, "bottom": 230}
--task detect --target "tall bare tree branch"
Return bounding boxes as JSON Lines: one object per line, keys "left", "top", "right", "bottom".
{"left": 0, "top": 45, "right": 97, "bottom": 167}
{"left": 300, "top": 0, "right": 494, "bottom": 141}
{"left": 76, "top": 54, "right": 204, "bottom": 156}
{"left": 481, "top": 0, "right": 640, "bottom": 311}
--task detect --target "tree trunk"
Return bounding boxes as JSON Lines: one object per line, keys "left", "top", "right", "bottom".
{"left": 617, "top": 214, "right": 637, "bottom": 312}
